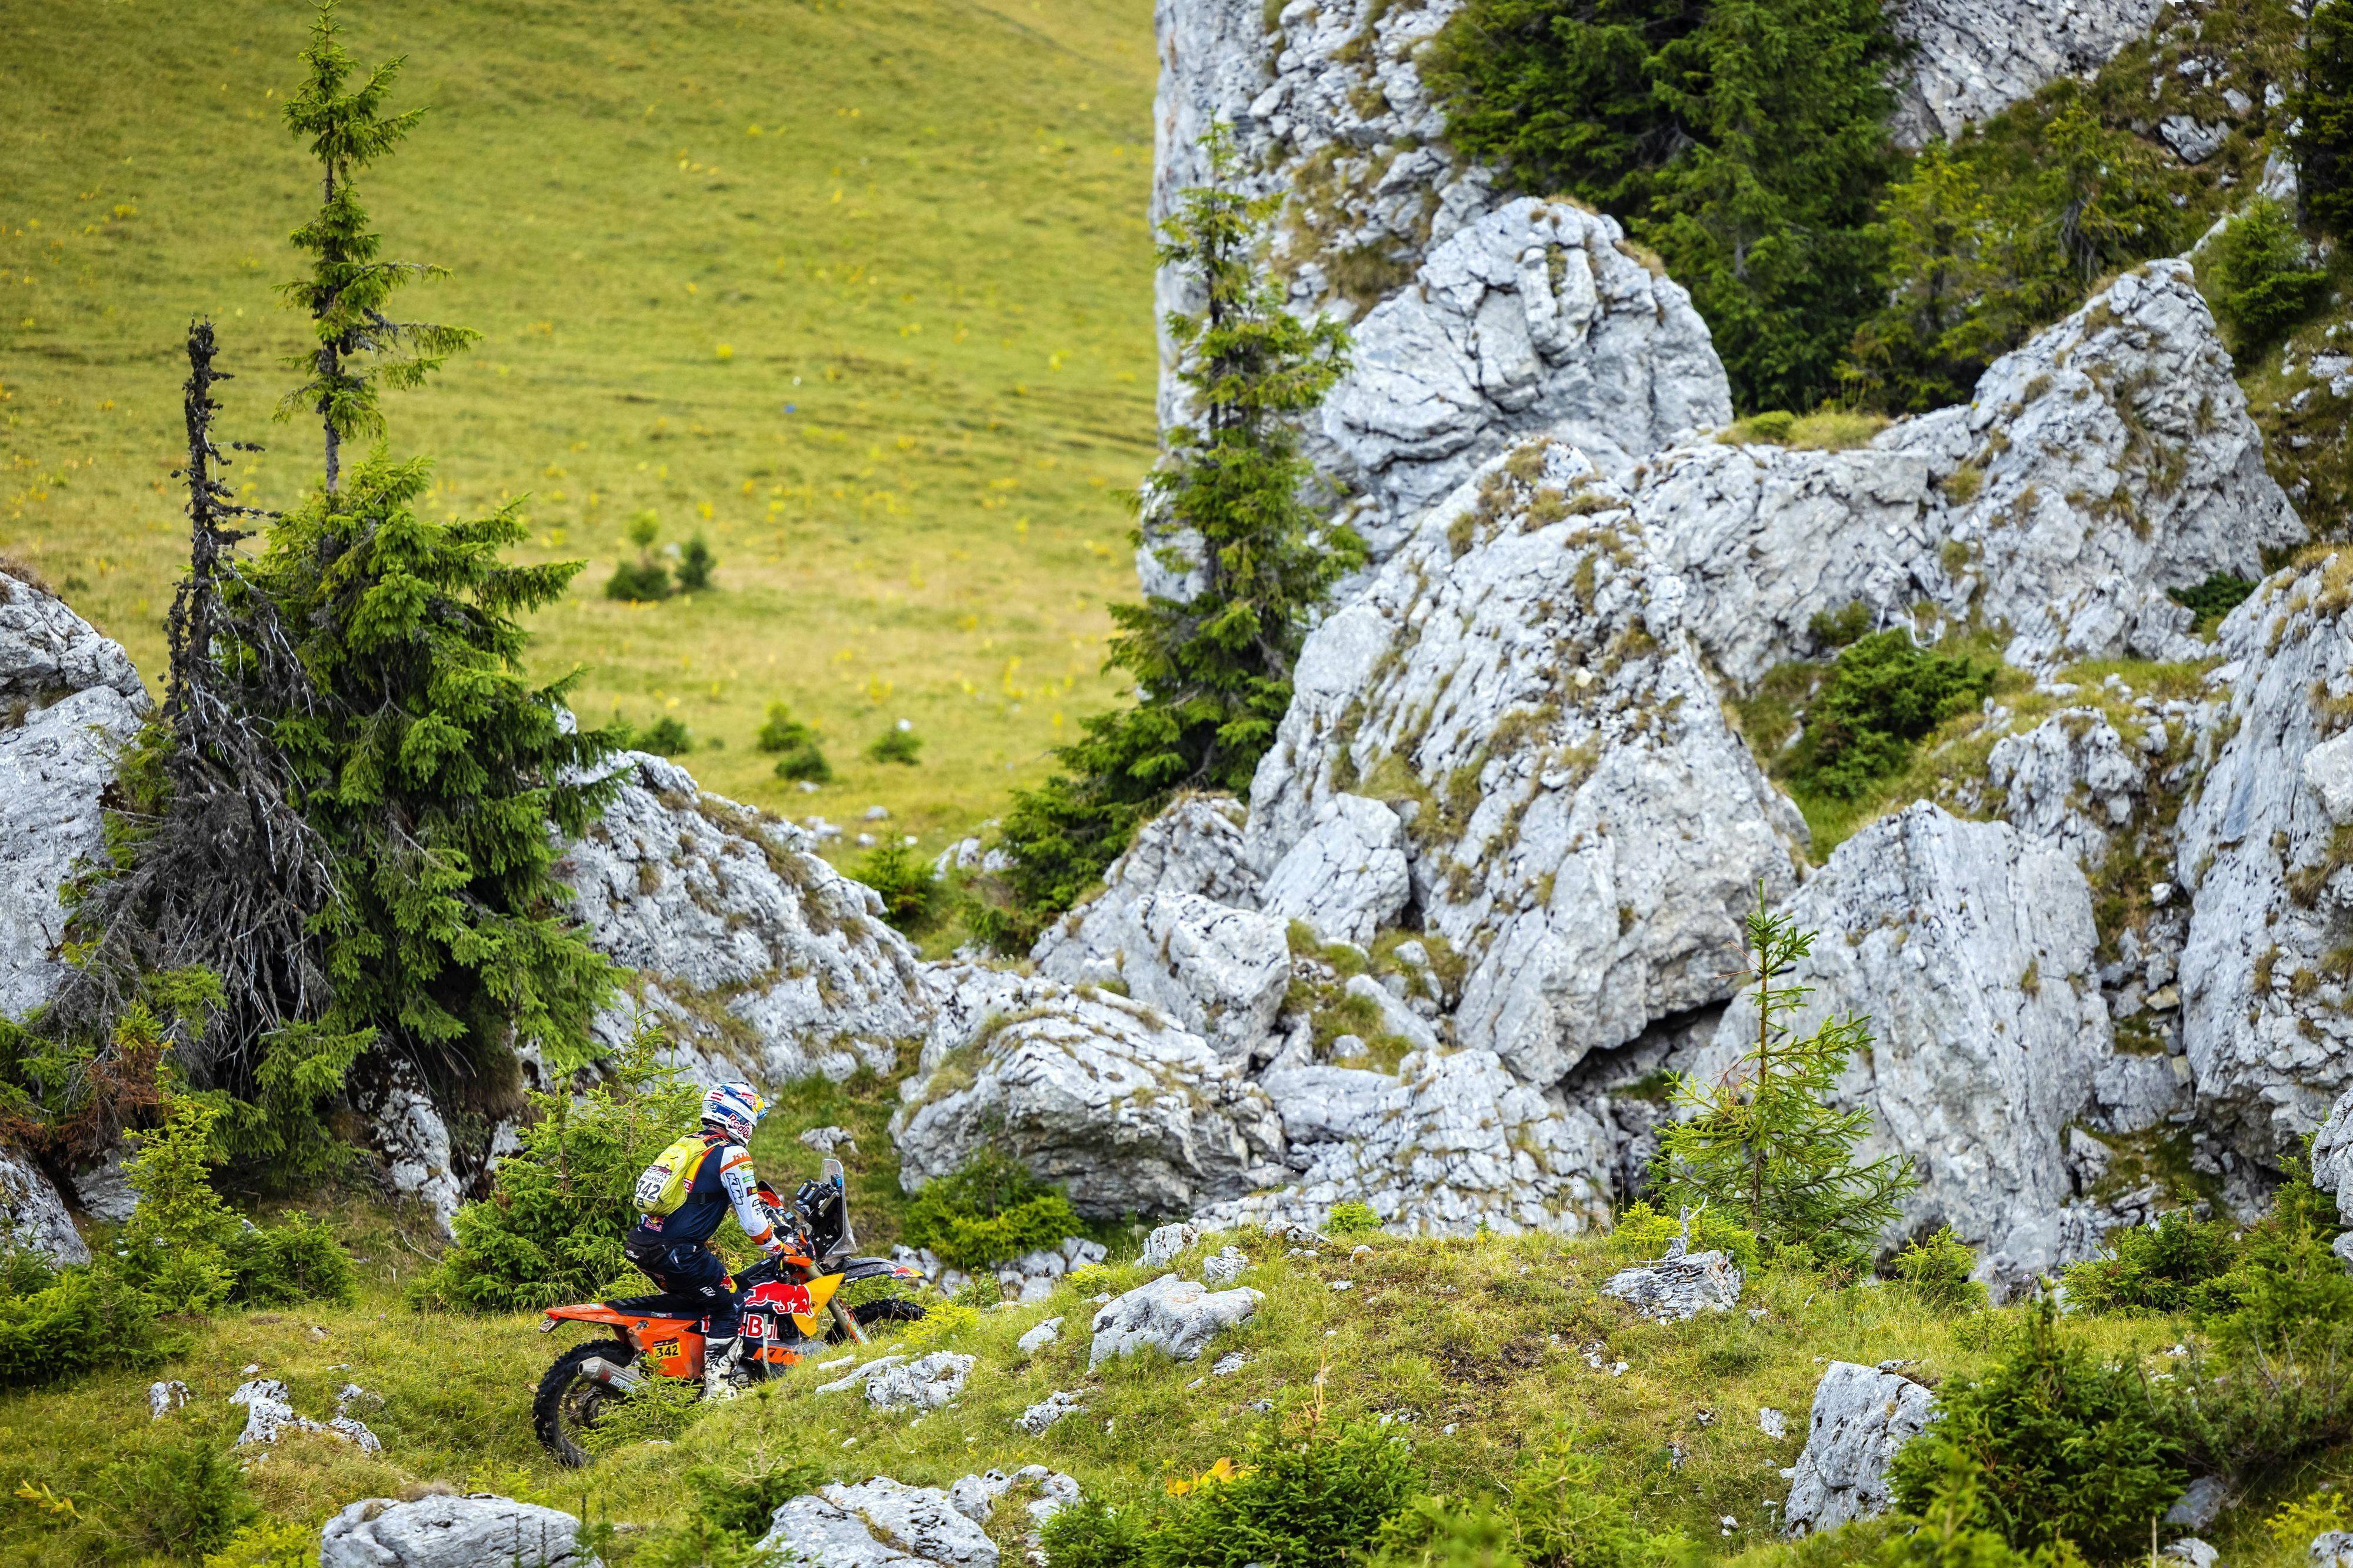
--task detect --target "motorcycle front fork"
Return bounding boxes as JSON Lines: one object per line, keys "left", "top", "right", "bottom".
{"left": 828, "top": 1296, "right": 868, "bottom": 1345}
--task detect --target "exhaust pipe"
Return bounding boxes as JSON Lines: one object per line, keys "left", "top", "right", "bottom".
{"left": 577, "top": 1357, "right": 644, "bottom": 1394}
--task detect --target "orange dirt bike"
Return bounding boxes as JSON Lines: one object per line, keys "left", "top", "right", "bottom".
{"left": 533, "top": 1159, "right": 925, "bottom": 1465}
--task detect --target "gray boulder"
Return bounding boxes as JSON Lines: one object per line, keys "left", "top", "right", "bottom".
{"left": 1783, "top": 1362, "right": 1935, "bottom": 1536}
{"left": 1258, "top": 793, "right": 1410, "bottom": 948}
{"left": 2315, "top": 1533, "right": 2353, "bottom": 1568}
{"left": 893, "top": 969, "right": 1284, "bottom": 1217}
{"left": 561, "top": 752, "right": 929, "bottom": 1086}
{"left": 1602, "top": 1249, "right": 1743, "bottom": 1322}
{"left": 1018, "top": 1389, "right": 1085, "bottom": 1434}
{"left": 0, "top": 1139, "right": 87, "bottom": 1266}
{"left": 1030, "top": 796, "right": 1286, "bottom": 1059}
{"left": 1638, "top": 261, "right": 2301, "bottom": 685}
{"left": 2177, "top": 567, "right": 2353, "bottom": 1163}
{"left": 1260, "top": 1063, "right": 1397, "bottom": 1148}
{"left": 354, "top": 1059, "right": 463, "bottom": 1234}
{"left": 1196, "top": 1047, "right": 1614, "bottom": 1236}
{"left": 320, "top": 1495, "right": 589, "bottom": 1568}
{"left": 1309, "top": 197, "right": 1732, "bottom": 560}
{"left": 760, "top": 1478, "right": 998, "bottom": 1568}
{"left": 1089, "top": 1273, "right": 1262, "bottom": 1368}
{"left": 1694, "top": 805, "right": 2110, "bottom": 1280}
{"left": 1141, "top": 1220, "right": 1202, "bottom": 1269}
{"left": 1249, "top": 439, "right": 1806, "bottom": 1085}
{"left": 1985, "top": 709, "right": 2151, "bottom": 872}
{"left": 0, "top": 569, "right": 146, "bottom": 710}
{"left": 864, "top": 1351, "right": 974, "bottom": 1413}
{"left": 1890, "top": 0, "right": 2165, "bottom": 144}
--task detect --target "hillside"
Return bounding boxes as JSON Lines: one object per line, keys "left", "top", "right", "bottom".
{"left": 0, "top": 0, "right": 1159, "bottom": 849}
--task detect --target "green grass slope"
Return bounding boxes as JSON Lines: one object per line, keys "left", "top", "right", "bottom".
{"left": 0, "top": 0, "right": 1158, "bottom": 852}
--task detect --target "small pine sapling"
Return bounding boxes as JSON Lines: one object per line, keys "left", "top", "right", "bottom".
{"left": 606, "top": 509, "right": 673, "bottom": 602}
{"left": 867, "top": 720, "right": 922, "bottom": 766}
{"left": 1657, "top": 894, "right": 1915, "bottom": 1263}
{"left": 2295, "top": 0, "right": 2353, "bottom": 239}
{"left": 278, "top": 0, "right": 477, "bottom": 492}
{"left": 676, "top": 533, "right": 717, "bottom": 592}
{"left": 757, "top": 702, "right": 832, "bottom": 782}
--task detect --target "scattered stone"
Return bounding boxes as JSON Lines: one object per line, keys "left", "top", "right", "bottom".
{"left": 1141, "top": 1221, "right": 1203, "bottom": 1270}
{"left": 1758, "top": 1407, "right": 1788, "bottom": 1440}
{"left": 1213, "top": 1352, "right": 1247, "bottom": 1376}
{"left": 1782, "top": 1362, "right": 1935, "bottom": 1536}
{"left": 2315, "top": 1534, "right": 2353, "bottom": 1568}
{"left": 1200, "top": 1247, "right": 1251, "bottom": 1286}
{"left": 2164, "top": 1476, "right": 2232, "bottom": 1532}
{"left": 319, "top": 1494, "right": 589, "bottom": 1568}
{"left": 149, "top": 1380, "right": 189, "bottom": 1420}
{"left": 1017, "top": 1390, "right": 1086, "bottom": 1436}
{"left": 1016, "top": 1317, "right": 1064, "bottom": 1356}
{"left": 761, "top": 1477, "right": 998, "bottom": 1568}
{"left": 799, "top": 1125, "right": 858, "bottom": 1156}
{"left": 2164, "top": 1541, "right": 2219, "bottom": 1568}
{"left": 864, "top": 1352, "right": 974, "bottom": 1413}
{"left": 231, "top": 1379, "right": 382, "bottom": 1453}
{"left": 1602, "top": 1234, "right": 1744, "bottom": 1322}
{"left": 1089, "top": 1275, "right": 1262, "bottom": 1369}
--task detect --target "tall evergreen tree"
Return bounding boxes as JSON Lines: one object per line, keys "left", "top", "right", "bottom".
{"left": 278, "top": 0, "right": 476, "bottom": 492}
{"left": 984, "top": 126, "right": 1358, "bottom": 945}
{"left": 2294, "top": 0, "right": 2353, "bottom": 237}
{"left": 1655, "top": 896, "right": 1914, "bottom": 1262}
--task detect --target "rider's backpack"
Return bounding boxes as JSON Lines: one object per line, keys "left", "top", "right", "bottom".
{"left": 632, "top": 1132, "right": 721, "bottom": 1217}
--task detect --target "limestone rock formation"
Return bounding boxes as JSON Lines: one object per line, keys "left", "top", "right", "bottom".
{"left": 1311, "top": 198, "right": 1733, "bottom": 559}
{"left": 1602, "top": 1248, "right": 1744, "bottom": 1322}
{"left": 2177, "top": 565, "right": 2353, "bottom": 1164}
{"left": 561, "top": 752, "right": 929, "bottom": 1086}
{"left": 1195, "top": 1047, "right": 1614, "bottom": 1236}
{"left": 761, "top": 1477, "right": 999, "bottom": 1568}
{"left": 320, "top": 1494, "right": 590, "bottom": 1568}
{"left": 354, "top": 1060, "right": 465, "bottom": 1233}
{"left": 1891, "top": 0, "right": 2167, "bottom": 145}
{"left": 864, "top": 1352, "right": 975, "bottom": 1413}
{"left": 1782, "top": 1362, "right": 1935, "bottom": 1536}
{"left": 1, "top": 573, "right": 150, "bottom": 1024}
{"left": 1694, "top": 805, "right": 2110, "bottom": 1280}
{"left": 1030, "top": 796, "right": 1288, "bottom": 1059}
{"left": 0, "top": 1139, "right": 89, "bottom": 1266}
{"left": 1088, "top": 1272, "right": 1263, "bottom": 1368}
{"left": 1258, "top": 793, "right": 1410, "bottom": 948}
{"left": 1249, "top": 439, "right": 1806, "bottom": 1085}
{"left": 893, "top": 968, "right": 1284, "bottom": 1217}
{"left": 1639, "top": 262, "right": 2301, "bottom": 686}
{"left": 1985, "top": 708, "right": 2152, "bottom": 873}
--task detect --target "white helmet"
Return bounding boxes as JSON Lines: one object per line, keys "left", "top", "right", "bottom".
{"left": 701, "top": 1082, "right": 767, "bottom": 1144}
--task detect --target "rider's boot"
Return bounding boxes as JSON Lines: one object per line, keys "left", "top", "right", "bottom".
{"left": 702, "top": 1336, "right": 744, "bottom": 1401}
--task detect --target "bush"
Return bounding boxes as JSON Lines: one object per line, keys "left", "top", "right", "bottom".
{"left": 607, "top": 509, "right": 672, "bottom": 601}
{"left": 1505, "top": 1426, "right": 1657, "bottom": 1568}
{"left": 417, "top": 1029, "right": 701, "bottom": 1311}
{"left": 0, "top": 1256, "right": 180, "bottom": 1389}
{"left": 1608, "top": 1200, "right": 1762, "bottom": 1273}
{"left": 1878, "top": 1444, "right": 2078, "bottom": 1568}
{"left": 1888, "top": 1299, "right": 2182, "bottom": 1562}
{"left": 2198, "top": 199, "right": 2329, "bottom": 358}
{"left": 868, "top": 721, "right": 923, "bottom": 766}
{"left": 854, "top": 841, "right": 942, "bottom": 933}
{"left": 202, "top": 1516, "right": 319, "bottom": 1568}
{"left": 1894, "top": 1227, "right": 1989, "bottom": 1313}
{"left": 676, "top": 533, "right": 716, "bottom": 592}
{"left": 225, "top": 1213, "right": 359, "bottom": 1308}
{"left": 1148, "top": 1414, "right": 1425, "bottom": 1568}
{"left": 1042, "top": 1496, "right": 1151, "bottom": 1568}
{"left": 1369, "top": 1499, "right": 1525, "bottom": 1568}
{"left": 2166, "top": 573, "right": 2257, "bottom": 636}
{"left": 629, "top": 715, "right": 695, "bottom": 756}
{"left": 111, "top": 1441, "right": 258, "bottom": 1562}
{"left": 756, "top": 702, "right": 832, "bottom": 783}
{"left": 1808, "top": 600, "right": 1874, "bottom": 650}
{"left": 1792, "top": 629, "right": 1997, "bottom": 801}
{"left": 1327, "top": 1200, "right": 1382, "bottom": 1236}
{"left": 2062, "top": 1210, "right": 2239, "bottom": 1317}
{"left": 903, "top": 1149, "right": 1081, "bottom": 1270}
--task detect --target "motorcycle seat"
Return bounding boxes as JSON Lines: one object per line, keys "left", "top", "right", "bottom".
{"left": 603, "top": 1291, "right": 715, "bottom": 1319}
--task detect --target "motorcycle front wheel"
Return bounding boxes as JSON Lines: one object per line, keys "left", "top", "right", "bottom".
{"left": 826, "top": 1295, "right": 927, "bottom": 1344}
{"left": 534, "top": 1339, "right": 638, "bottom": 1468}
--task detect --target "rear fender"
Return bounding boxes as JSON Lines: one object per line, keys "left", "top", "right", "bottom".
{"left": 542, "top": 1304, "right": 705, "bottom": 1378}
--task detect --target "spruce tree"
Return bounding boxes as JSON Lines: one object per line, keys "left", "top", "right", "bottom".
{"left": 278, "top": 0, "right": 476, "bottom": 492}
{"left": 1655, "top": 895, "right": 1914, "bottom": 1262}
{"left": 985, "top": 125, "right": 1357, "bottom": 942}
{"left": 2295, "top": 0, "right": 2353, "bottom": 238}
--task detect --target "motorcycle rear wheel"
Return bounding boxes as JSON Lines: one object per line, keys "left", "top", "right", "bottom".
{"left": 534, "top": 1338, "right": 639, "bottom": 1468}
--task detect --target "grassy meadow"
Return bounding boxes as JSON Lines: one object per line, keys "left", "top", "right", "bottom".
{"left": 0, "top": 0, "right": 1161, "bottom": 856}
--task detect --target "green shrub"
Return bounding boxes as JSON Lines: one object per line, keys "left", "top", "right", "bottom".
{"left": 1505, "top": 1426, "right": 1657, "bottom": 1568}
{"left": 225, "top": 1213, "right": 359, "bottom": 1308}
{"left": 681, "top": 1452, "right": 829, "bottom": 1540}
{"left": 0, "top": 1256, "right": 179, "bottom": 1389}
{"left": 111, "top": 1441, "right": 258, "bottom": 1563}
{"left": 868, "top": 722, "right": 924, "bottom": 765}
{"left": 2199, "top": 200, "right": 2331, "bottom": 358}
{"left": 2062, "top": 1210, "right": 2239, "bottom": 1317}
{"left": 201, "top": 1516, "right": 319, "bottom": 1568}
{"left": 903, "top": 1149, "right": 1081, "bottom": 1270}
{"left": 854, "top": 841, "right": 941, "bottom": 933}
{"left": 416, "top": 1029, "right": 700, "bottom": 1311}
{"left": 1148, "top": 1414, "right": 1425, "bottom": 1568}
{"left": 1369, "top": 1498, "right": 1525, "bottom": 1568}
{"left": 2165, "top": 573, "right": 2258, "bottom": 636}
{"left": 1889, "top": 1299, "right": 2182, "bottom": 1561}
{"left": 756, "top": 702, "right": 832, "bottom": 783}
{"left": 1327, "top": 1200, "right": 1383, "bottom": 1236}
{"left": 1894, "top": 1227, "right": 1989, "bottom": 1313}
{"left": 1608, "top": 1200, "right": 1762, "bottom": 1273}
{"left": 1042, "top": 1495, "right": 1151, "bottom": 1568}
{"left": 582, "top": 1364, "right": 705, "bottom": 1456}
{"left": 1791, "top": 629, "right": 1997, "bottom": 801}
{"left": 1808, "top": 600, "right": 1874, "bottom": 650}
{"left": 629, "top": 715, "right": 695, "bottom": 756}
{"left": 607, "top": 510, "right": 673, "bottom": 601}
{"left": 1878, "top": 1444, "right": 2078, "bottom": 1568}
{"left": 2294, "top": 0, "right": 2353, "bottom": 239}
{"left": 676, "top": 532, "right": 717, "bottom": 592}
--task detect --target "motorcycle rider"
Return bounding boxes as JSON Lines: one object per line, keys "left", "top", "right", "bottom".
{"left": 625, "top": 1082, "right": 792, "bottom": 1400}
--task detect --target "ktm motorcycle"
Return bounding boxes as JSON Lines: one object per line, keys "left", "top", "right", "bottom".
{"left": 532, "top": 1158, "right": 924, "bottom": 1466}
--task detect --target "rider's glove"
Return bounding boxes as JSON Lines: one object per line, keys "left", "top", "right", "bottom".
{"left": 762, "top": 1235, "right": 789, "bottom": 1259}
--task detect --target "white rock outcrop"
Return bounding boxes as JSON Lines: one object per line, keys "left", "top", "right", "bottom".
{"left": 562, "top": 752, "right": 929, "bottom": 1086}
{"left": 1639, "top": 262, "right": 2299, "bottom": 688}
{"left": 0, "top": 1139, "right": 89, "bottom": 1267}
{"left": 760, "top": 1477, "right": 998, "bottom": 1568}
{"left": 1250, "top": 440, "right": 1806, "bottom": 1084}
{"left": 320, "top": 1494, "right": 589, "bottom": 1568}
{"left": 0, "top": 573, "right": 150, "bottom": 1024}
{"left": 894, "top": 969, "right": 1284, "bottom": 1217}
{"left": 1695, "top": 805, "right": 2110, "bottom": 1279}
{"left": 2178, "top": 565, "right": 2353, "bottom": 1162}
{"left": 1311, "top": 198, "right": 1732, "bottom": 559}
{"left": 864, "top": 1352, "right": 975, "bottom": 1413}
{"left": 1892, "top": 0, "right": 2167, "bottom": 145}
{"left": 1782, "top": 1362, "right": 1935, "bottom": 1536}
{"left": 1257, "top": 794, "right": 1411, "bottom": 947}
{"left": 1601, "top": 1249, "right": 1744, "bottom": 1322}
{"left": 1195, "top": 1047, "right": 1614, "bottom": 1236}
{"left": 355, "top": 1060, "right": 464, "bottom": 1234}
{"left": 1030, "top": 796, "right": 1288, "bottom": 1059}
{"left": 232, "top": 1378, "right": 383, "bottom": 1453}
{"left": 1985, "top": 709, "right": 2151, "bottom": 872}
{"left": 1089, "top": 1273, "right": 1263, "bottom": 1368}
